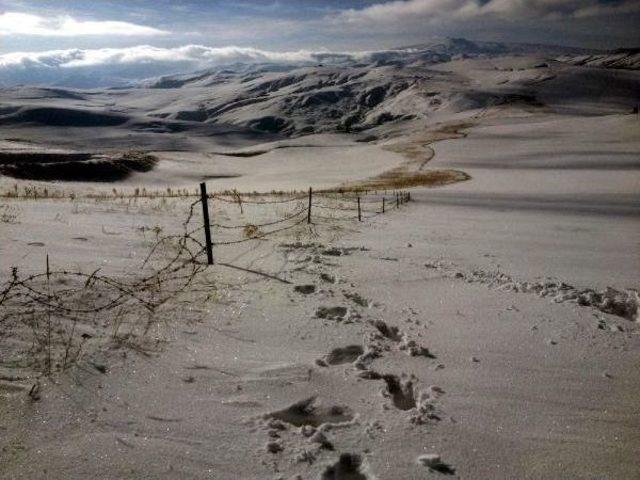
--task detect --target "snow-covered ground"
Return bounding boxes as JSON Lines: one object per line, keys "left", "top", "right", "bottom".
{"left": 1, "top": 48, "right": 639, "bottom": 479}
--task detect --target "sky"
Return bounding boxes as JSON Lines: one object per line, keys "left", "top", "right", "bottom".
{"left": 1, "top": 0, "right": 639, "bottom": 52}
{"left": 0, "top": 0, "right": 638, "bottom": 86}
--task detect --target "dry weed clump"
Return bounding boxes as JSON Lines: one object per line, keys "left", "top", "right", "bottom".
{"left": 0, "top": 183, "right": 311, "bottom": 201}
{"left": 342, "top": 168, "right": 470, "bottom": 191}
{"left": 0, "top": 211, "right": 207, "bottom": 377}
{"left": 0, "top": 205, "right": 20, "bottom": 224}
{"left": 0, "top": 185, "right": 416, "bottom": 380}
{"left": 243, "top": 224, "right": 261, "bottom": 238}
{"left": 335, "top": 121, "right": 473, "bottom": 192}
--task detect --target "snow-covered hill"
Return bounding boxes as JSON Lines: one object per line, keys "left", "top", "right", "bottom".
{"left": 557, "top": 48, "right": 640, "bottom": 70}
{"left": 0, "top": 37, "right": 592, "bottom": 89}
{"left": 0, "top": 38, "right": 637, "bottom": 148}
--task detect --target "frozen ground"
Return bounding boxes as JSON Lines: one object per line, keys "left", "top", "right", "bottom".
{"left": 1, "top": 47, "right": 639, "bottom": 479}
{"left": 426, "top": 113, "right": 640, "bottom": 288}
{"left": 1, "top": 109, "right": 638, "bottom": 479}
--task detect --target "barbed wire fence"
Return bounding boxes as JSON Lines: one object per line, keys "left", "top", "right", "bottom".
{"left": 194, "top": 184, "right": 411, "bottom": 264}
{"left": 0, "top": 184, "right": 411, "bottom": 379}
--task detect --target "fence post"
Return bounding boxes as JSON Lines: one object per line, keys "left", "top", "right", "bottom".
{"left": 408, "top": 191, "right": 411, "bottom": 202}
{"left": 357, "top": 196, "right": 362, "bottom": 221}
{"left": 396, "top": 192, "right": 400, "bottom": 209}
{"left": 307, "top": 187, "right": 312, "bottom": 224}
{"left": 382, "top": 197, "right": 385, "bottom": 214}
{"left": 199, "top": 182, "right": 214, "bottom": 265}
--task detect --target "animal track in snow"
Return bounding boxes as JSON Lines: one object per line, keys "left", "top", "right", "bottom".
{"left": 356, "top": 371, "right": 443, "bottom": 423}
{"left": 343, "top": 291, "right": 370, "bottom": 308}
{"left": 295, "top": 284, "right": 316, "bottom": 295}
{"left": 371, "top": 320, "right": 402, "bottom": 341}
{"left": 321, "top": 273, "right": 338, "bottom": 284}
{"left": 266, "top": 396, "right": 354, "bottom": 428}
{"left": 318, "top": 345, "right": 365, "bottom": 366}
{"left": 399, "top": 335, "right": 435, "bottom": 358}
{"left": 417, "top": 454, "right": 456, "bottom": 475}
{"left": 369, "top": 320, "right": 434, "bottom": 358}
{"left": 321, "top": 453, "right": 371, "bottom": 480}
{"left": 447, "top": 266, "right": 639, "bottom": 321}
{"left": 381, "top": 374, "right": 416, "bottom": 410}
{"left": 317, "top": 306, "right": 349, "bottom": 321}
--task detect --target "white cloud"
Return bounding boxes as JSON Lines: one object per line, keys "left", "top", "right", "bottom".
{"left": 0, "top": 11, "right": 168, "bottom": 37}
{"left": 339, "top": 0, "right": 458, "bottom": 24}
{"left": 0, "top": 44, "right": 394, "bottom": 87}
{"left": 0, "top": 45, "right": 354, "bottom": 69}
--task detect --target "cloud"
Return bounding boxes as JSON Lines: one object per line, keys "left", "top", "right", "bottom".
{"left": 322, "top": 0, "right": 640, "bottom": 48}
{"left": 0, "top": 44, "right": 374, "bottom": 87}
{"left": 0, "top": 11, "right": 169, "bottom": 37}
{"left": 0, "top": 44, "right": 358, "bottom": 70}
{"left": 334, "top": 0, "right": 640, "bottom": 25}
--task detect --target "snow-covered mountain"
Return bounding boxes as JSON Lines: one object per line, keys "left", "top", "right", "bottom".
{"left": 0, "top": 38, "right": 594, "bottom": 89}
{"left": 0, "top": 38, "right": 637, "bottom": 150}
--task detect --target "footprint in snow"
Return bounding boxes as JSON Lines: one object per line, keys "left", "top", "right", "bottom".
{"left": 295, "top": 284, "right": 316, "bottom": 295}
{"left": 316, "top": 345, "right": 365, "bottom": 367}
{"left": 265, "top": 396, "right": 354, "bottom": 428}
{"left": 321, "top": 453, "right": 371, "bottom": 480}
{"left": 316, "top": 306, "right": 349, "bottom": 321}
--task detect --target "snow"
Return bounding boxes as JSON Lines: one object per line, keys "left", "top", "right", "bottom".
{"left": 1, "top": 48, "right": 639, "bottom": 479}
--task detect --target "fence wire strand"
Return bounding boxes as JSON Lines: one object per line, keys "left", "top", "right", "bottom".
{"left": 0, "top": 186, "right": 410, "bottom": 376}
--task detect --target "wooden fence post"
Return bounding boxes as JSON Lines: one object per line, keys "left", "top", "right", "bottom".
{"left": 200, "top": 182, "right": 214, "bottom": 265}
{"left": 357, "top": 196, "right": 362, "bottom": 221}
{"left": 307, "top": 187, "right": 312, "bottom": 224}
{"left": 396, "top": 192, "right": 400, "bottom": 209}
{"left": 382, "top": 197, "right": 385, "bottom": 214}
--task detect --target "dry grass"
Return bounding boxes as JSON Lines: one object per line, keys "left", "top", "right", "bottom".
{"left": 0, "top": 121, "right": 477, "bottom": 385}
{"left": 337, "top": 122, "right": 474, "bottom": 192}
{"left": 0, "top": 120, "right": 475, "bottom": 200}
{"left": 0, "top": 211, "right": 208, "bottom": 377}
{"left": 243, "top": 224, "right": 261, "bottom": 238}
{"left": 0, "top": 185, "right": 310, "bottom": 201}
{"left": 341, "top": 168, "right": 470, "bottom": 191}
{"left": 0, "top": 205, "right": 20, "bottom": 224}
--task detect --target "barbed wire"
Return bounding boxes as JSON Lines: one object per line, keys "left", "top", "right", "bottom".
{"left": 211, "top": 216, "right": 308, "bottom": 246}
{"left": 0, "top": 186, "right": 410, "bottom": 376}
{"left": 186, "top": 190, "right": 408, "bottom": 245}
{"left": 211, "top": 194, "right": 306, "bottom": 205}
{"left": 210, "top": 207, "right": 307, "bottom": 230}
{"left": 312, "top": 203, "right": 358, "bottom": 212}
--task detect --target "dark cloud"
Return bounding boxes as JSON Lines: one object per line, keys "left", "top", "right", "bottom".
{"left": 0, "top": 0, "right": 638, "bottom": 54}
